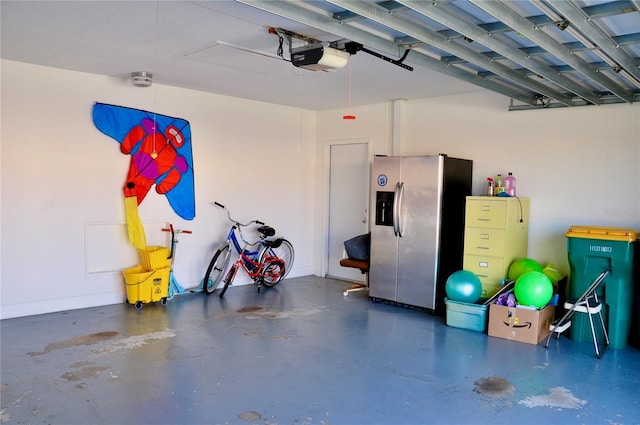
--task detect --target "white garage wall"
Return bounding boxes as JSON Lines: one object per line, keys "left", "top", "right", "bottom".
{"left": 404, "top": 92, "right": 640, "bottom": 271}
{"left": 1, "top": 60, "right": 317, "bottom": 319}
{"left": 3, "top": 59, "right": 639, "bottom": 319}
{"left": 317, "top": 92, "right": 640, "bottom": 277}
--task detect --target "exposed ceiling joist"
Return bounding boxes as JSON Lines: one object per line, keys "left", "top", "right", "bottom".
{"left": 442, "top": 33, "right": 640, "bottom": 65}
{"left": 469, "top": 0, "right": 635, "bottom": 103}
{"left": 3, "top": 0, "right": 638, "bottom": 111}
{"left": 237, "top": 0, "right": 640, "bottom": 109}
{"left": 396, "top": 0, "right": 607, "bottom": 105}
{"left": 237, "top": 0, "right": 540, "bottom": 105}
{"left": 548, "top": 0, "right": 640, "bottom": 83}
{"left": 327, "top": 0, "right": 573, "bottom": 105}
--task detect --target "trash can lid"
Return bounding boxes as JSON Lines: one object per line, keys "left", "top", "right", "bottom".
{"left": 565, "top": 225, "right": 638, "bottom": 242}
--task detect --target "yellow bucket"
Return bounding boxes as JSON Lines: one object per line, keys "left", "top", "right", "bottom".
{"left": 139, "top": 246, "right": 171, "bottom": 271}
{"left": 123, "top": 265, "right": 170, "bottom": 304}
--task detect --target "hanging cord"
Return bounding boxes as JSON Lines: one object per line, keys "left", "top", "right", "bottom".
{"left": 343, "top": 54, "right": 356, "bottom": 120}
{"left": 348, "top": 54, "right": 352, "bottom": 111}
{"left": 151, "top": 1, "right": 160, "bottom": 158}
{"left": 515, "top": 195, "right": 524, "bottom": 223}
{"left": 276, "top": 33, "right": 285, "bottom": 59}
{"left": 273, "top": 29, "right": 291, "bottom": 63}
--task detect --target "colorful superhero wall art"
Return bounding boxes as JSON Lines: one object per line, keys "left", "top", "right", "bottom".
{"left": 92, "top": 103, "right": 195, "bottom": 249}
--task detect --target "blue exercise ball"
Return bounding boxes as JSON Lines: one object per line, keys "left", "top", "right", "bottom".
{"left": 514, "top": 271, "right": 553, "bottom": 308}
{"left": 445, "top": 270, "right": 482, "bottom": 303}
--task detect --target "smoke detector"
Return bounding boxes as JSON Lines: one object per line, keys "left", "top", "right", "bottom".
{"left": 131, "top": 71, "right": 152, "bottom": 87}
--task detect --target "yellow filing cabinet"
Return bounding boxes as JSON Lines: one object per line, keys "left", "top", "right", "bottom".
{"left": 463, "top": 196, "right": 529, "bottom": 298}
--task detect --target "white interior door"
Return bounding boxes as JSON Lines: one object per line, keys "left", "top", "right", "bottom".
{"left": 327, "top": 142, "right": 369, "bottom": 281}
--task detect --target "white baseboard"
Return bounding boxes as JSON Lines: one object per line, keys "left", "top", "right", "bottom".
{"left": 1, "top": 267, "right": 315, "bottom": 320}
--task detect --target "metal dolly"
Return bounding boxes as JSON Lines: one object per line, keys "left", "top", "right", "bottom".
{"left": 545, "top": 269, "right": 610, "bottom": 358}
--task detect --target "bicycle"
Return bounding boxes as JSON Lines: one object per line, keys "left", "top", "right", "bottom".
{"left": 203, "top": 202, "right": 295, "bottom": 297}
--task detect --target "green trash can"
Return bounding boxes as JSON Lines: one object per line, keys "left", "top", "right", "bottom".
{"left": 565, "top": 226, "right": 638, "bottom": 349}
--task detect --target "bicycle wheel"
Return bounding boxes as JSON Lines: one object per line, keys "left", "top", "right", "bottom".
{"left": 219, "top": 280, "right": 231, "bottom": 298}
{"left": 203, "top": 244, "right": 231, "bottom": 294}
{"left": 258, "top": 238, "right": 295, "bottom": 287}
{"left": 218, "top": 265, "right": 237, "bottom": 298}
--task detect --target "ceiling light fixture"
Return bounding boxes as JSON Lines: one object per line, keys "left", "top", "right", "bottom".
{"left": 131, "top": 71, "right": 153, "bottom": 88}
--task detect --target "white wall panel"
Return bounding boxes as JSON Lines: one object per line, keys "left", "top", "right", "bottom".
{"left": 1, "top": 60, "right": 317, "bottom": 318}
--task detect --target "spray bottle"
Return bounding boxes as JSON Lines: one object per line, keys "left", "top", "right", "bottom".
{"left": 487, "top": 177, "right": 495, "bottom": 196}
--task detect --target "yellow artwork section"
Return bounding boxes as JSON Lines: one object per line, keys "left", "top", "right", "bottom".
{"left": 124, "top": 196, "right": 147, "bottom": 250}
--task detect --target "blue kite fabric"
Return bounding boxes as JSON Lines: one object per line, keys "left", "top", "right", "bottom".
{"left": 92, "top": 102, "right": 195, "bottom": 220}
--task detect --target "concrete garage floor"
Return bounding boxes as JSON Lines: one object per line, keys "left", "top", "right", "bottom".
{"left": 2, "top": 275, "right": 639, "bottom": 425}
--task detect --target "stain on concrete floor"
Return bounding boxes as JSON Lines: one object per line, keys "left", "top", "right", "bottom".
{"left": 474, "top": 376, "right": 516, "bottom": 398}
{"left": 237, "top": 306, "right": 264, "bottom": 313}
{"left": 61, "top": 364, "right": 108, "bottom": 382}
{"left": 27, "top": 331, "right": 119, "bottom": 356}
{"left": 239, "top": 410, "right": 261, "bottom": 421}
{"left": 91, "top": 329, "right": 176, "bottom": 355}
{"left": 243, "top": 306, "right": 331, "bottom": 320}
{"left": 519, "top": 386, "right": 587, "bottom": 409}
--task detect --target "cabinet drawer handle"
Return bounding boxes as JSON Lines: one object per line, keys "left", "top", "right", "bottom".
{"left": 478, "top": 218, "right": 490, "bottom": 222}
{"left": 476, "top": 274, "right": 489, "bottom": 278}
{"left": 476, "top": 246, "right": 489, "bottom": 250}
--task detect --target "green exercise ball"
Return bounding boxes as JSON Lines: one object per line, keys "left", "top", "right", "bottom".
{"left": 445, "top": 270, "right": 482, "bottom": 303}
{"left": 514, "top": 271, "right": 553, "bottom": 308}
{"left": 543, "top": 264, "right": 562, "bottom": 284}
{"left": 508, "top": 258, "right": 543, "bottom": 281}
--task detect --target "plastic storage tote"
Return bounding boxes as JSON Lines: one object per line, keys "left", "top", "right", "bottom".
{"left": 565, "top": 225, "right": 637, "bottom": 349}
{"left": 123, "top": 265, "right": 171, "bottom": 308}
{"left": 444, "top": 298, "right": 488, "bottom": 332}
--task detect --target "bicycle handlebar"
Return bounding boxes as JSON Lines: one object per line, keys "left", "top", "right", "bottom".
{"left": 162, "top": 228, "right": 192, "bottom": 234}
{"left": 211, "top": 201, "right": 263, "bottom": 228}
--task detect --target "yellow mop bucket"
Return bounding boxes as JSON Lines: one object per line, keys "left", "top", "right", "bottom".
{"left": 139, "top": 246, "right": 171, "bottom": 271}
{"left": 122, "top": 265, "right": 170, "bottom": 306}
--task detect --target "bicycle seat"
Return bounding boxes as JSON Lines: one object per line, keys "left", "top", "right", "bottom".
{"left": 262, "top": 238, "right": 283, "bottom": 248}
{"left": 257, "top": 225, "right": 275, "bottom": 237}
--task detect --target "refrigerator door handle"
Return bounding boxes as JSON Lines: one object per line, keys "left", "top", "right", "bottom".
{"left": 392, "top": 182, "right": 400, "bottom": 236}
{"left": 396, "top": 182, "right": 404, "bottom": 237}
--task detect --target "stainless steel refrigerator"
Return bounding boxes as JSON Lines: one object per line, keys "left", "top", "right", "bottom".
{"left": 369, "top": 154, "right": 472, "bottom": 312}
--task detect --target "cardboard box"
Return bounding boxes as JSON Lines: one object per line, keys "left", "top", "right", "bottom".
{"left": 488, "top": 304, "right": 555, "bottom": 345}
